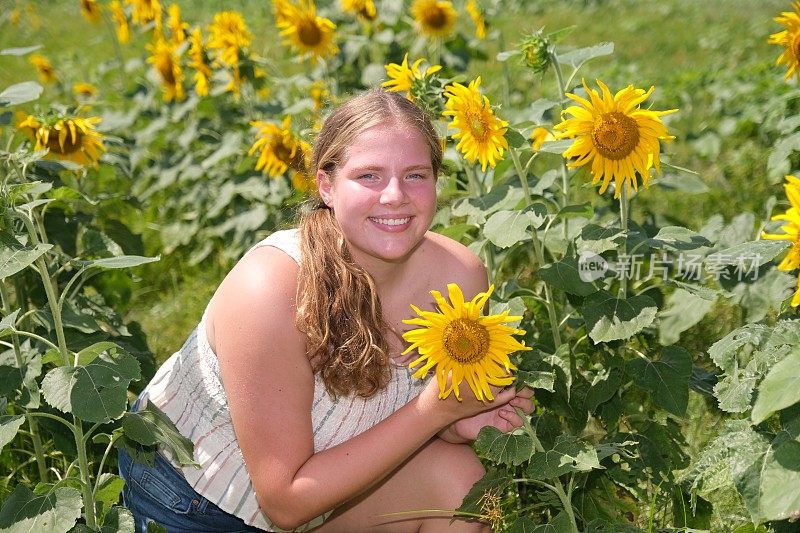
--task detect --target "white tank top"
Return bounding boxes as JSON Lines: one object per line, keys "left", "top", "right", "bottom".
{"left": 137, "top": 229, "right": 428, "bottom": 531}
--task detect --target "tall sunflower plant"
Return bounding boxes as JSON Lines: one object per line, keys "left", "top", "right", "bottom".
{"left": 424, "top": 30, "right": 797, "bottom": 531}
{"left": 0, "top": 97, "right": 192, "bottom": 529}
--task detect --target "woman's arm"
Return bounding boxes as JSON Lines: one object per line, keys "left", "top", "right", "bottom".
{"left": 210, "top": 246, "right": 515, "bottom": 530}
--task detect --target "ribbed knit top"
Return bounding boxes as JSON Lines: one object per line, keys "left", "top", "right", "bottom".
{"left": 137, "top": 229, "right": 429, "bottom": 531}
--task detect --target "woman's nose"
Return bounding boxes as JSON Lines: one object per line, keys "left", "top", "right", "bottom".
{"left": 380, "top": 177, "right": 407, "bottom": 205}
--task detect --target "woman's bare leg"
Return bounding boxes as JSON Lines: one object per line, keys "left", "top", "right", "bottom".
{"left": 311, "top": 438, "right": 492, "bottom": 533}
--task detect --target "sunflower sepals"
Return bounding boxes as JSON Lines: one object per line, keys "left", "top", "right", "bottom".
{"left": 402, "top": 283, "right": 531, "bottom": 402}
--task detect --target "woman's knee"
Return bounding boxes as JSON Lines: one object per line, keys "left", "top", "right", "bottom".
{"left": 425, "top": 439, "right": 486, "bottom": 509}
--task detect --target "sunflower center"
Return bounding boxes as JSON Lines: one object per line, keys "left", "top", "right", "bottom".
{"left": 591, "top": 111, "right": 640, "bottom": 160}
{"left": 443, "top": 318, "right": 490, "bottom": 364}
{"left": 298, "top": 20, "right": 323, "bottom": 47}
{"left": 467, "top": 112, "right": 488, "bottom": 141}
{"left": 423, "top": 8, "right": 447, "bottom": 29}
{"left": 47, "top": 128, "right": 82, "bottom": 155}
{"left": 272, "top": 138, "right": 296, "bottom": 164}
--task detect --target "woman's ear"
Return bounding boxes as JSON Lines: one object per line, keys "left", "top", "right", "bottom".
{"left": 317, "top": 169, "right": 334, "bottom": 207}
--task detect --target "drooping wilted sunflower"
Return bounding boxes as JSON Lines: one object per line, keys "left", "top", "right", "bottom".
{"left": 146, "top": 37, "right": 185, "bottom": 102}
{"left": 187, "top": 28, "right": 212, "bottom": 96}
{"left": 402, "top": 283, "right": 530, "bottom": 402}
{"left": 465, "top": 0, "right": 486, "bottom": 39}
{"left": 443, "top": 77, "right": 508, "bottom": 171}
{"left": 248, "top": 117, "right": 310, "bottom": 177}
{"left": 207, "top": 10, "right": 252, "bottom": 67}
{"left": 17, "top": 114, "right": 105, "bottom": 166}
{"left": 382, "top": 53, "right": 441, "bottom": 99}
{"left": 109, "top": 1, "right": 130, "bottom": 43}
{"left": 79, "top": 0, "right": 102, "bottom": 23}
{"left": 553, "top": 79, "right": 676, "bottom": 198}
{"left": 126, "top": 0, "right": 161, "bottom": 28}
{"left": 410, "top": 0, "right": 456, "bottom": 39}
{"left": 340, "top": 0, "right": 376, "bottom": 22}
{"left": 29, "top": 54, "right": 57, "bottom": 84}
{"left": 769, "top": 2, "right": 800, "bottom": 81}
{"left": 277, "top": 0, "right": 338, "bottom": 64}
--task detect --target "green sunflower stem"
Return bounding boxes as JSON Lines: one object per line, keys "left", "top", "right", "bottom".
{"left": 550, "top": 52, "right": 572, "bottom": 241}
{"left": 619, "top": 184, "right": 630, "bottom": 299}
{"left": 510, "top": 148, "right": 562, "bottom": 350}
{"left": 0, "top": 282, "right": 48, "bottom": 484}
{"left": 518, "top": 409, "right": 578, "bottom": 532}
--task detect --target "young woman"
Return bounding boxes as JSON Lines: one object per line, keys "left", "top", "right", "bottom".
{"left": 119, "top": 89, "right": 534, "bottom": 532}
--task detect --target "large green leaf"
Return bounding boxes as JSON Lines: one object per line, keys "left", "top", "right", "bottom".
{"left": 577, "top": 224, "right": 625, "bottom": 254}
{"left": 714, "top": 366, "right": 757, "bottom": 413}
{"left": 0, "top": 244, "right": 52, "bottom": 279}
{"left": 0, "top": 415, "right": 25, "bottom": 452}
{"left": 0, "top": 81, "right": 43, "bottom": 106}
{"left": 483, "top": 205, "right": 547, "bottom": 248}
{"left": 708, "top": 323, "right": 771, "bottom": 373}
{"left": 647, "top": 226, "right": 712, "bottom": 251}
{"left": 626, "top": 346, "right": 692, "bottom": 417}
{"left": 0, "top": 484, "right": 82, "bottom": 532}
{"left": 99, "top": 506, "right": 135, "bottom": 532}
{"left": 516, "top": 370, "right": 555, "bottom": 392}
{"left": 93, "top": 474, "right": 126, "bottom": 526}
{"left": 122, "top": 402, "right": 196, "bottom": 466}
{"left": 658, "top": 288, "right": 716, "bottom": 345}
{"left": 556, "top": 42, "right": 614, "bottom": 68}
{"left": 41, "top": 348, "right": 140, "bottom": 423}
{"left": 456, "top": 468, "right": 512, "bottom": 518}
{"left": 451, "top": 185, "right": 525, "bottom": 224}
{"left": 582, "top": 291, "right": 657, "bottom": 343}
{"left": 474, "top": 426, "right": 534, "bottom": 466}
{"left": 526, "top": 434, "right": 602, "bottom": 480}
{"left": 706, "top": 240, "right": 789, "bottom": 269}
{"left": 751, "top": 346, "right": 800, "bottom": 424}
{"left": 80, "top": 255, "right": 160, "bottom": 270}
{"left": 539, "top": 255, "right": 600, "bottom": 296}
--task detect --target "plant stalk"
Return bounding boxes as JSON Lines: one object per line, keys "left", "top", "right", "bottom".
{"left": 0, "top": 282, "right": 48, "bottom": 483}
{"left": 619, "top": 185, "right": 630, "bottom": 299}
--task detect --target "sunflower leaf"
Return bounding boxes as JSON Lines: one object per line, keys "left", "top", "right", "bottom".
{"left": 0, "top": 81, "right": 43, "bottom": 106}
{"left": 751, "top": 346, "right": 800, "bottom": 424}
{"left": 475, "top": 426, "right": 534, "bottom": 466}
{"left": 625, "top": 346, "right": 692, "bottom": 417}
{"left": 581, "top": 291, "right": 657, "bottom": 343}
{"left": 555, "top": 42, "right": 614, "bottom": 68}
{"left": 526, "top": 434, "right": 602, "bottom": 480}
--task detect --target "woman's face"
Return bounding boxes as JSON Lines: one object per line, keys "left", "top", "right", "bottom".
{"left": 317, "top": 121, "right": 437, "bottom": 268}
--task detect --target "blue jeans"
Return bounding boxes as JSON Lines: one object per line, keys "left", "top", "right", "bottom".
{"left": 118, "top": 400, "right": 267, "bottom": 532}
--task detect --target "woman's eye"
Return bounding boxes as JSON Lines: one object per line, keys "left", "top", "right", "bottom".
{"left": 357, "top": 173, "right": 377, "bottom": 181}
{"left": 407, "top": 173, "right": 426, "bottom": 180}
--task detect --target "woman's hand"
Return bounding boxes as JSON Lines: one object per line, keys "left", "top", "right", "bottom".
{"left": 438, "top": 386, "right": 535, "bottom": 443}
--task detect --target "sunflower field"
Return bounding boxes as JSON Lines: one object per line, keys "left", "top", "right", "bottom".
{"left": 2, "top": 0, "right": 800, "bottom": 531}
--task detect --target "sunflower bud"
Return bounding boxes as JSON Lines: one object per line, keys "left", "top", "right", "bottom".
{"left": 519, "top": 31, "right": 551, "bottom": 74}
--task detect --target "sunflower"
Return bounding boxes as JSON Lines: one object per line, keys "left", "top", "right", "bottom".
{"left": 277, "top": 0, "right": 338, "bottom": 64}
{"left": 553, "top": 79, "right": 676, "bottom": 198}
{"left": 763, "top": 176, "right": 800, "bottom": 270}
{"left": 340, "top": 0, "right": 376, "bottom": 21}
{"left": 109, "top": 1, "right": 130, "bottom": 43}
{"left": 126, "top": 0, "right": 161, "bottom": 28}
{"left": 402, "top": 283, "right": 529, "bottom": 402}
{"left": 248, "top": 117, "right": 310, "bottom": 177}
{"left": 769, "top": 2, "right": 800, "bottom": 81}
{"left": 531, "top": 126, "right": 554, "bottom": 151}
{"left": 466, "top": 0, "right": 486, "bottom": 40}
{"left": 146, "top": 37, "right": 185, "bottom": 102}
{"left": 17, "top": 114, "right": 105, "bottom": 166}
{"left": 79, "top": 0, "right": 101, "bottom": 23}
{"left": 382, "top": 53, "right": 442, "bottom": 99}
{"left": 73, "top": 82, "right": 98, "bottom": 99}
{"left": 272, "top": 0, "right": 296, "bottom": 26}
{"left": 188, "top": 28, "right": 212, "bottom": 96}
{"left": 410, "top": 0, "right": 456, "bottom": 39}
{"left": 310, "top": 80, "right": 329, "bottom": 112}
{"left": 442, "top": 77, "right": 508, "bottom": 171}
{"left": 291, "top": 169, "right": 316, "bottom": 193}
{"left": 167, "top": 3, "right": 187, "bottom": 45}
{"left": 29, "top": 54, "right": 57, "bottom": 84}
{"left": 207, "top": 11, "right": 252, "bottom": 67}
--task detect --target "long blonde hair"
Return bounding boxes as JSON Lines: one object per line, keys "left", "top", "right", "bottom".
{"left": 296, "top": 89, "right": 442, "bottom": 399}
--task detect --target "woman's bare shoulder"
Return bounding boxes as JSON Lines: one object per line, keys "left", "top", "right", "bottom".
{"left": 417, "top": 232, "right": 488, "bottom": 294}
